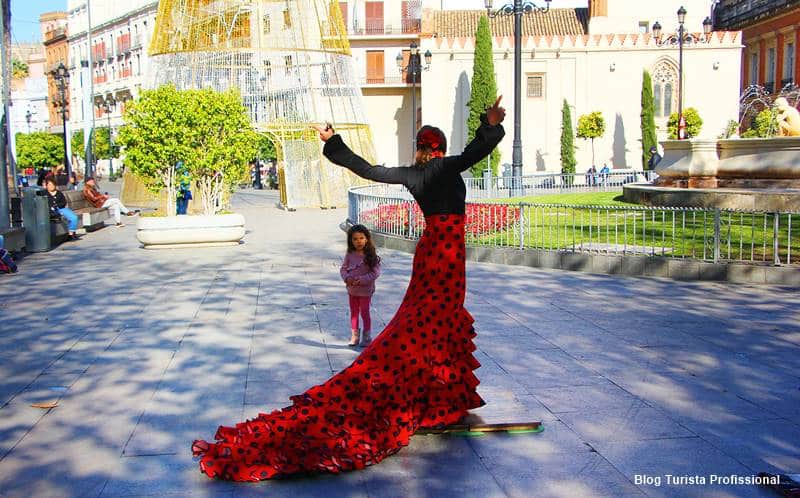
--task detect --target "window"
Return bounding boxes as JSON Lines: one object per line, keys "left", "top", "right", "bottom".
{"left": 284, "top": 55, "right": 293, "bottom": 75}
{"left": 767, "top": 46, "right": 776, "bottom": 87}
{"left": 339, "top": 2, "right": 348, "bottom": 29}
{"left": 749, "top": 51, "right": 759, "bottom": 85}
{"left": 366, "top": 50, "right": 384, "bottom": 83}
{"left": 526, "top": 74, "right": 544, "bottom": 98}
{"left": 283, "top": 9, "right": 292, "bottom": 29}
{"left": 263, "top": 14, "right": 271, "bottom": 34}
{"left": 652, "top": 60, "right": 677, "bottom": 118}
{"left": 784, "top": 42, "right": 795, "bottom": 84}
{"left": 638, "top": 21, "right": 649, "bottom": 34}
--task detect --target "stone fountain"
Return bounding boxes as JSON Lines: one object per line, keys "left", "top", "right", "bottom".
{"left": 624, "top": 85, "right": 800, "bottom": 211}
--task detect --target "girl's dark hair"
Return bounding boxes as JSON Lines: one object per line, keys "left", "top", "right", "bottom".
{"left": 347, "top": 224, "right": 380, "bottom": 270}
{"left": 45, "top": 177, "right": 57, "bottom": 186}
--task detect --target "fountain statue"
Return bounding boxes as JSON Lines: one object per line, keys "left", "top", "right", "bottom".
{"left": 623, "top": 84, "right": 800, "bottom": 211}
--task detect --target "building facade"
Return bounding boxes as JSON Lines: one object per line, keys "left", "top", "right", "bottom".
{"left": 417, "top": 0, "right": 742, "bottom": 174}
{"left": 714, "top": 0, "right": 800, "bottom": 93}
{"left": 41, "top": 12, "right": 69, "bottom": 132}
{"left": 344, "top": 0, "right": 423, "bottom": 165}
{"left": 8, "top": 42, "right": 49, "bottom": 146}
{"left": 66, "top": 0, "right": 157, "bottom": 174}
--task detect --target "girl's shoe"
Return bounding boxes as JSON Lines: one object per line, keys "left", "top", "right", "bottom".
{"left": 360, "top": 331, "right": 372, "bottom": 347}
{"left": 348, "top": 329, "right": 360, "bottom": 347}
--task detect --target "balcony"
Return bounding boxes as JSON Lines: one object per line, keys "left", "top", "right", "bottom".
{"left": 131, "top": 35, "right": 143, "bottom": 50}
{"left": 349, "top": 18, "right": 421, "bottom": 36}
{"left": 44, "top": 27, "right": 67, "bottom": 42}
{"left": 781, "top": 77, "right": 795, "bottom": 88}
{"left": 359, "top": 76, "right": 416, "bottom": 86}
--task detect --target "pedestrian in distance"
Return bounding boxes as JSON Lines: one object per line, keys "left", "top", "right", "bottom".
{"left": 340, "top": 224, "right": 381, "bottom": 347}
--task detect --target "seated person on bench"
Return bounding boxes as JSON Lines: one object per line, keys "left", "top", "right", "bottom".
{"left": 82, "top": 177, "right": 137, "bottom": 226}
{"left": 45, "top": 177, "right": 79, "bottom": 241}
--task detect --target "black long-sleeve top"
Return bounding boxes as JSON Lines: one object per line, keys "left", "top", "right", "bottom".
{"left": 323, "top": 119, "right": 505, "bottom": 216}
{"left": 47, "top": 190, "right": 67, "bottom": 213}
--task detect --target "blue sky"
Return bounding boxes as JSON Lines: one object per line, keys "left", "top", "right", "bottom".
{"left": 12, "top": 0, "right": 66, "bottom": 43}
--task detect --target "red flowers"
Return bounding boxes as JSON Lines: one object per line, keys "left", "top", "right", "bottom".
{"left": 359, "top": 203, "right": 520, "bottom": 238}
{"left": 417, "top": 128, "right": 445, "bottom": 152}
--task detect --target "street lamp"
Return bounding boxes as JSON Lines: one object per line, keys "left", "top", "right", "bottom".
{"left": 396, "top": 42, "right": 432, "bottom": 158}
{"left": 97, "top": 95, "right": 116, "bottom": 176}
{"left": 485, "top": 0, "right": 551, "bottom": 194}
{"left": 52, "top": 62, "right": 72, "bottom": 179}
{"left": 653, "top": 7, "right": 713, "bottom": 140}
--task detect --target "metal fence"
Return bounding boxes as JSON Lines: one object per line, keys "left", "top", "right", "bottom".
{"left": 348, "top": 185, "right": 800, "bottom": 266}
{"left": 464, "top": 170, "right": 658, "bottom": 200}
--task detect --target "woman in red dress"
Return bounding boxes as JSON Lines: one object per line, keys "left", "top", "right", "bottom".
{"left": 192, "top": 97, "right": 506, "bottom": 481}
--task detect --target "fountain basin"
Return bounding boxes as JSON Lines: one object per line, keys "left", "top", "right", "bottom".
{"left": 623, "top": 137, "right": 800, "bottom": 210}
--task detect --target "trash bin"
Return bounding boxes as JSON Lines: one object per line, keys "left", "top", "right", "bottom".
{"left": 21, "top": 187, "right": 52, "bottom": 252}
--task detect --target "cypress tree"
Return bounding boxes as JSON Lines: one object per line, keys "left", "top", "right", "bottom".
{"left": 641, "top": 70, "right": 658, "bottom": 170}
{"left": 467, "top": 16, "right": 499, "bottom": 179}
{"left": 560, "top": 99, "right": 576, "bottom": 181}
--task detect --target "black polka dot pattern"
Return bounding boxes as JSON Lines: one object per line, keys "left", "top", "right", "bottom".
{"left": 194, "top": 214, "right": 484, "bottom": 481}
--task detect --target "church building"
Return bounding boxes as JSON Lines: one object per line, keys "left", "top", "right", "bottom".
{"left": 416, "top": 0, "right": 742, "bottom": 174}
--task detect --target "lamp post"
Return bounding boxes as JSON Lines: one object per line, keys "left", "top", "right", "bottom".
{"left": 52, "top": 62, "right": 72, "bottom": 178}
{"left": 653, "top": 7, "right": 713, "bottom": 140}
{"left": 485, "top": 0, "right": 550, "bottom": 194}
{"left": 396, "top": 42, "right": 432, "bottom": 159}
{"left": 98, "top": 95, "right": 116, "bottom": 177}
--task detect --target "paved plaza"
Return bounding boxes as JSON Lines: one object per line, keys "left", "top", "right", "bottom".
{"left": 1, "top": 188, "right": 799, "bottom": 498}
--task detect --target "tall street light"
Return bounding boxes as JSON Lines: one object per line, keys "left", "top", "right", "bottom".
{"left": 486, "top": 0, "right": 550, "bottom": 193}
{"left": 52, "top": 62, "right": 72, "bottom": 179}
{"left": 98, "top": 94, "right": 116, "bottom": 176}
{"left": 653, "top": 7, "right": 713, "bottom": 139}
{"left": 396, "top": 42, "right": 432, "bottom": 159}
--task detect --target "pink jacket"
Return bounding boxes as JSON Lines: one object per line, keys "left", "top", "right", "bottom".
{"left": 340, "top": 252, "right": 380, "bottom": 297}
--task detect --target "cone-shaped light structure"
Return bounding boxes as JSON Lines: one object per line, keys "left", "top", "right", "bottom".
{"left": 148, "top": 0, "right": 376, "bottom": 209}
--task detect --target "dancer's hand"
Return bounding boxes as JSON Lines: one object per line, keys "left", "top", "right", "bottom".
{"left": 486, "top": 96, "right": 506, "bottom": 126}
{"left": 312, "top": 123, "right": 335, "bottom": 142}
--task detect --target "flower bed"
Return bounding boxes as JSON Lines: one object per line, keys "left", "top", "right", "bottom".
{"left": 359, "top": 202, "right": 521, "bottom": 237}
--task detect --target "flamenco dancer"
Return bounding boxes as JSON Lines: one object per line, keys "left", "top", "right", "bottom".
{"left": 192, "top": 96, "right": 506, "bottom": 481}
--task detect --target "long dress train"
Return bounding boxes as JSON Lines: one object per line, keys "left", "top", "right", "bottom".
{"left": 193, "top": 213, "right": 484, "bottom": 481}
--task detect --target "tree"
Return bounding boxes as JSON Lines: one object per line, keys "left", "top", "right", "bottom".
{"left": 15, "top": 132, "right": 63, "bottom": 171}
{"left": 560, "top": 100, "right": 576, "bottom": 180}
{"left": 183, "top": 88, "right": 258, "bottom": 215}
{"left": 576, "top": 111, "right": 605, "bottom": 167}
{"left": 467, "top": 16, "right": 500, "bottom": 178}
{"left": 667, "top": 108, "right": 703, "bottom": 139}
{"left": 11, "top": 58, "right": 28, "bottom": 79}
{"left": 117, "top": 85, "right": 199, "bottom": 216}
{"left": 255, "top": 133, "right": 277, "bottom": 161}
{"left": 741, "top": 109, "right": 778, "bottom": 138}
{"left": 94, "top": 127, "right": 118, "bottom": 160}
{"left": 640, "top": 70, "right": 658, "bottom": 170}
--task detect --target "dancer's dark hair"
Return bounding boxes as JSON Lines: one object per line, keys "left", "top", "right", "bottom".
{"left": 415, "top": 126, "right": 447, "bottom": 165}
{"left": 347, "top": 224, "right": 380, "bottom": 270}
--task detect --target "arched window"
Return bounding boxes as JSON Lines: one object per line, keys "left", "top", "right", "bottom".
{"left": 652, "top": 59, "right": 678, "bottom": 118}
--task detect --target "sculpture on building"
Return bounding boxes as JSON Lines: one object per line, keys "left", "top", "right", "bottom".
{"left": 144, "top": 0, "right": 375, "bottom": 209}
{"left": 774, "top": 97, "right": 800, "bottom": 137}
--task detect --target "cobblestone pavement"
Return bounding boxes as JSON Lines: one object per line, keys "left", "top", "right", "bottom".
{"left": 0, "top": 187, "right": 798, "bottom": 497}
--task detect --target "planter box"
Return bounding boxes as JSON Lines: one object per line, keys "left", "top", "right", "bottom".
{"left": 136, "top": 214, "right": 245, "bottom": 249}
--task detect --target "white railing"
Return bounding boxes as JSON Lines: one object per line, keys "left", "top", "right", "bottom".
{"left": 348, "top": 184, "right": 800, "bottom": 266}
{"left": 464, "top": 170, "right": 658, "bottom": 200}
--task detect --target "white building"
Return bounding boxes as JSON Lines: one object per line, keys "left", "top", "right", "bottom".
{"left": 416, "top": 0, "right": 742, "bottom": 174}
{"left": 66, "top": 0, "right": 157, "bottom": 174}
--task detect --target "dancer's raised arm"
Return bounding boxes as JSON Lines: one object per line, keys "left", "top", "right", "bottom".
{"left": 315, "top": 124, "right": 410, "bottom": 185}
{"left": 442, "top": 95, "right": 506, "bottom": 174}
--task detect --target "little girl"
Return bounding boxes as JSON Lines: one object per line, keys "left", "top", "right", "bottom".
{"left": 340, "top": 224, "right": 381, "bottom": 347}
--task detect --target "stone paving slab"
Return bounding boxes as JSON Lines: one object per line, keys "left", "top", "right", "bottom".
{"left": 0, "top": 188, "right": 799, "bottom": 497}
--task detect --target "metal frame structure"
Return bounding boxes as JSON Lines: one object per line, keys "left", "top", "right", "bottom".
{"left": 148, "top": 0, "right": 377, "bottom": 209}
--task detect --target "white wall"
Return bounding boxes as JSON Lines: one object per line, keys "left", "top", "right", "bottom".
{"left": 420, "top": 34, "right": 742, "bottom": 175}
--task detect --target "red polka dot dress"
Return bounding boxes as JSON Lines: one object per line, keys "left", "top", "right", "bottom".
{"left": 192, "top": 120, "right": 505, "bottom": 481}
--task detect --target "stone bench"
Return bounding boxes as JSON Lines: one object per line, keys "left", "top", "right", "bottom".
{"left": 63, "top": 190, "right": 111, "bottom": 230}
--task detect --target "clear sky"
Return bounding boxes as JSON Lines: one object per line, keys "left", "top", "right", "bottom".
{"left": 11, "top": 0, "right": 67, "bottom": 43}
